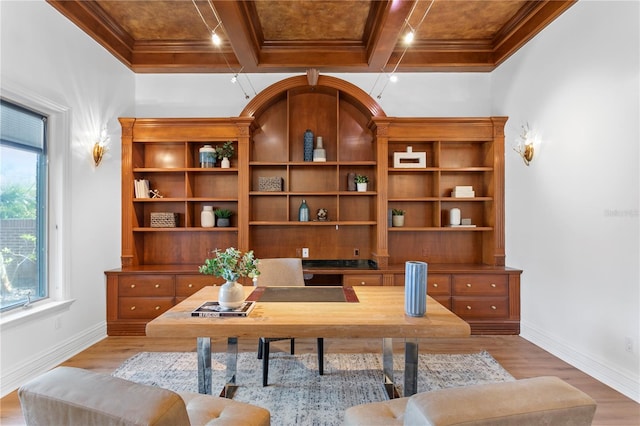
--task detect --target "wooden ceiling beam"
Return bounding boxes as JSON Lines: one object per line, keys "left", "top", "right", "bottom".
{"left": 365, "top": 0, "right": 416, "bottom": 71}
{"left": 46, "top": 0, "right": 134, "bottom": 69}
{"left": 492, "top": 0, "right": 577, "bottom": 67}
{"left": 212, "top": 0, "right": 260, "bottom": 72}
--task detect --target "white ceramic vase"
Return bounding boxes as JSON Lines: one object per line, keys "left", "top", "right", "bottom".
{"left": 221, "top": 157, "right": 231, "bottom": 168}
{"left": 356, "top": 182, "right": 367, "bottom": 192}
{"left": 392, "top": 215, "right": 405, "bottom": 227}
{"left": 218, "top": 281, "right": 244, "bottom": 309}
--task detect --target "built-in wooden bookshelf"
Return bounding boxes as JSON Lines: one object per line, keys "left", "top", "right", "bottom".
{"left": 107, "top": 76, "right": 520, "bottom": 336}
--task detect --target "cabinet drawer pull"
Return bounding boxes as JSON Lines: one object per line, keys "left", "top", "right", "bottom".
{"left": 491, "top": 283, "right": 496, "bottom": 288}
{"left": 130, "top": 284, "right": 135, "bottom": 288}
{"left": 466, "top": 305, "right": 472, "bottom": 310}
{"left": 491, "top": 305, "right": 497, "bottom": 310}
{"left": 433, "top": 283, "right": 438, "bottom": 288}
{"left": 466, "top": 283, "right": 472, "bottom": 287}
{"left": 155, "top": 306, "right": 160, "bottom": 310}
{"left": 155, "top": 284, "right": 160, "bottom": 288}
{"left": 130, "top": 306, "right": 136, "bottom": 311}
{"left": 360, "top": 281, "right": 366, "bottom": 286}
{"left": 188, "top": 284, "right": 193, "bottom": 288}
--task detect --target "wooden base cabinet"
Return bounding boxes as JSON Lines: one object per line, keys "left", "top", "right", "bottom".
{"left": 106, "top": 270, "right": 224, "bottom": 335}
{"left": 394, "top": 267, "right": 520, "bottom": 335}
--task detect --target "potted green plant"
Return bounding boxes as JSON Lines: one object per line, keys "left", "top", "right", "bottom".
{"left": 392, "top": 208, "right": 405, "bottom": 227}
{"left": 355, "top": 174, "right": 369, "bottom": 192}
{"left": 214, "top": 208, "right": 233, "bottom": 227}
{"left": 199, "top": 247, "right": 260, "bottom": 309}
{"left": 216, "top": 141, "right": 234, "bottom": 168}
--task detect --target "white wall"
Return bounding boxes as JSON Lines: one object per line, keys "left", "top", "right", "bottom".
{"left": 134, "top": 72, "right": 491, "bottom": 118}
{"left": 0, "top": 0, "right": 134, "bottom": 396}
{"left": 492, "top": 0, "right": 639, "bottom": 401}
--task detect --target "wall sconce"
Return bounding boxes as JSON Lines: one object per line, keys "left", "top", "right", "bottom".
{"left": 513, "top": 123, "right": 536, "bottom": 166}
{"left": 93, "top": 126, "right": 109, "bottom": 167}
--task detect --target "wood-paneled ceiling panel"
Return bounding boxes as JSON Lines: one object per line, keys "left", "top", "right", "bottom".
{"left": 46, "top": 0, "right": 575, "bottom": 74}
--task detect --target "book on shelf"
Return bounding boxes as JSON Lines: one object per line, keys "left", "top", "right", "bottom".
{"left": 191, "top": 301, "right": 255, "bottom": 317}
{"left": 134, "top": 179, "right": 150, "bottom": 198}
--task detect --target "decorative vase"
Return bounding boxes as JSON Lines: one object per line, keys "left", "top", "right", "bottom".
{"left": 199, "top": 145, "right": 216, "bottom": 168}
{"left": 304, "top": 129, "right": 314, "bottom": 161}
{"left": 221, "top": 157, "right": 231, "bottom": 168}
{"left": 392, "top": 215, "right": 405, "bottom": 227}
{"left": 218, "top": 281, "right": 245, "bottom": 310}
{"left": 450, "top": 208, "right": 461, "bottom": 226}
{"left": 298, "top": 199, "right": 309, "bottom": 222}
{"left": 347, "top": 173, "right": 356, "bottom": 191}
{"left": 313, "top": 136, "right": 326, "bottom": 162}
{"left": 356, "top": 182, "right": 367, "bottom": 192}
{"left": 405, "top": 261, "right": 427, "bottom": 317}
{"left": 201, "top": 206, "right": 214, "bottom": 228}
{"left": 217, "top": 217, "right": 230, "bottom": 227}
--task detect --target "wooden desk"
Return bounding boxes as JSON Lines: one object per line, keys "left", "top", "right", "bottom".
{"left": 146, "top": 286, "right": 470, "bottom": 398}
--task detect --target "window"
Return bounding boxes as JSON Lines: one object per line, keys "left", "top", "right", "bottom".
{"left": 0, "top": 100, "right": 47, "bottom": 311}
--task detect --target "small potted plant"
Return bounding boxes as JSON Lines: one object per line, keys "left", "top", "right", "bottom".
{"left": 392, "top": 208, "right": 405, "bottom": 227}
{"left": 199, "top": 247, "right": 260, "bottom": 309}
{"left": 214, "top": 208, "right": 233, "bottom": 227}
{"left": 355, "top": 174, "right": 369, "bottom": 192}
{"left": 216, "top": 141, "right": 234, "bottom": 168}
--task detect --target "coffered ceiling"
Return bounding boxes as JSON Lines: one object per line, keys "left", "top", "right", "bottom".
{"left": 47, "top": 0, "right": 575, "bottom": 74}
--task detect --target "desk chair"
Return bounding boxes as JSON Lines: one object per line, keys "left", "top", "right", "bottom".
{"left": 256, "top": 258, "right": 324, "bottom": 386}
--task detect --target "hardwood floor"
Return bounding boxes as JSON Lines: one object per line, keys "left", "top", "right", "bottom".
{"left": 1, "top": 335, "right": 638, "bottom": 425}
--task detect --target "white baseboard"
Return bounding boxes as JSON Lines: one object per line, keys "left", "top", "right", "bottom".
{"left": 1, "top": 322, "right": 106, "bottom": 398}
{"left": 521, "top": 322, "right": 639, "bottom": 403}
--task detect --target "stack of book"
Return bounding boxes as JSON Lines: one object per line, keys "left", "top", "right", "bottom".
{"left": 134, "top": 179, "right": 150, "bottom": 198}
{"left": 451, "top": 185, "right": 475, "bottom": 198}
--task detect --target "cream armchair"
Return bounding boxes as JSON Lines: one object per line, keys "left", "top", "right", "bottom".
{"left": 343, "top": 376, "right": 596, "bottom": 426}
{"left": 18, "top": 366, "right": 270, "bottom": 426}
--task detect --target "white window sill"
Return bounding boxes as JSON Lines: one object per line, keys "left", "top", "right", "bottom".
{"left": 0, "top": 299, "right": 75, "bottom": 330}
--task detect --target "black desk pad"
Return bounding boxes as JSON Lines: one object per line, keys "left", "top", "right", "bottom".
{"left": 246, "top": 286, "right": 359, "bottom": 303}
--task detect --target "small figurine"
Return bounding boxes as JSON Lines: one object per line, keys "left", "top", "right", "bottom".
{"left": 316, "top": 208, "right": 328, "bottom": 221}
{"left": 150, "top": 189, "right": 163, "bottom": 198}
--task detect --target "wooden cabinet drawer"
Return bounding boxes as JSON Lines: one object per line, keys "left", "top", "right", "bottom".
{"left": 452, "top": 274, "right": 508, "bottom": 296}
{"left": 176, "top": 275, "right": 216, "bottom": 297}
{"left": 427, "top": 274, "right": 451, "bottom": 296}
{"left": 118, "top": 275, "right": 175, "bottom": 296}
{"left": 452, "top": 297, "right": 509, "bottom": 318}
{"left": 118, "top": 297, "right": 174, "bottom": 319}
{"left": 343, "top": 274, "right": 383, "bottom": 286}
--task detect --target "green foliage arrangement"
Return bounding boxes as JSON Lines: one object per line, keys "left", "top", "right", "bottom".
{"left": 392, "top": 209, "right": 405, "bottom": 216}
{"left": 354, "top": 174, "right": 369, "bottom": 184}
{"left": 215, "top": 141, "right": 234, "bottom": 159}
{"left": 198, "top": 247, "right": 260, "bottom": 282}
{"left": 214, "top": 208, "right": 233, "bottom": 218}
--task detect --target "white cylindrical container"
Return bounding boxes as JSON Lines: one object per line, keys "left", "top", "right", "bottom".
{"left": 450, "top": 208, "right": 461, "bottom": 226}
{"left": 201, "top": 206, "right": 214, "bottom": 228}
{"left": 405, "top": 261, "right": 427, "bottom": 317}
{"left": 199, "top": 145, "right": 216, "bottom": 168}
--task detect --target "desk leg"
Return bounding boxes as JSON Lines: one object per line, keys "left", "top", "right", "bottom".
{"left": 220, "top": 337, "right": 238, "bottom": 399}
{"left": 382, "top": 338, "right": 400, "bottom": 399}
{"left": 197, "top": 337, "right": 212, "bottom": 395}
{"left": 404, "top": 338, "right": 419, "bottom": 397}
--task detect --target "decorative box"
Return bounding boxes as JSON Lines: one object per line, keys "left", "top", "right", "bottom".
{"left": 150, "top": 212, "right": 178, "bottom": 228}
{"left": 393, "top": 146, "right": 426, "bottom": 168}
{"left": 258, "top": 176, "right": 283, "bottom": 192}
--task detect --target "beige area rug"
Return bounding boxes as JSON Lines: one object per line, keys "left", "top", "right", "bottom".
{"left": 112, "top": 350, "right": 514, "bottom": 426}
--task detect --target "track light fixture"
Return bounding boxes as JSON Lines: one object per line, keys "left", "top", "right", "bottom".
{"left": 370, "top": 0, "right": 435, "bottom": 100}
